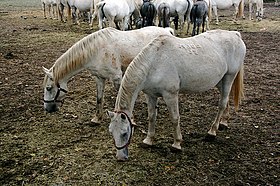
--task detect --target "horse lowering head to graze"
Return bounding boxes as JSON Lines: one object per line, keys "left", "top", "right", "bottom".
{"left": 244, "top": 0, "right": 264, "bottom": 21}
{"left": 42, "top": 27, "right": 174, "bottom": 124}
{"left": 140, "top": 0, "right": 157, "bottom": 27}
{"left": 41, "top": 0, "right": 58, "bottom": 19}
{"left": 190, "top": 0, "right": 208, "bottom": 36}
{"left": 157, "top": 2, "right": 171, "bottom": 28}
{"left": 108, "top": 30, "right": 246, "bottom": 161}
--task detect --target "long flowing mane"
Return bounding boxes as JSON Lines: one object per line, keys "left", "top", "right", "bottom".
{"left": 116, "top": 36, "right": 164, "bottom": 111}
{"left": 46, "top": 27, "right": 117, "bottom": 85}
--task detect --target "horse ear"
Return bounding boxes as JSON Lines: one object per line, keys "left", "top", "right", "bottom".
{"left": 107, "top": 110, "right": 115, "bottom": 119}
{"left": 42, "top": 66, "right": 53, "bottom": 79}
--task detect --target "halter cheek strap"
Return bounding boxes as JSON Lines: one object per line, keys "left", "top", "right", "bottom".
{"left": 43, "top": 83, "right": 67, "bottom": 103}
{"left": 113, "top": 111, "right": 134, "bottom": 150}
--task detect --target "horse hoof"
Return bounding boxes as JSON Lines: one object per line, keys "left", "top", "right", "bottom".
{"left": 170, "top": 146, "right": 182, "bottom": 153}
{"left": 204, "top": 134, "right": 216, "bottom": 142}
{"left": 218, "top": 124, "right": 229, "bottom": 131}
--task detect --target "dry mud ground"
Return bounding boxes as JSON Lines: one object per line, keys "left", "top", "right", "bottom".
{"left": 0, "top": 1, "right": 279, "bottom": 185}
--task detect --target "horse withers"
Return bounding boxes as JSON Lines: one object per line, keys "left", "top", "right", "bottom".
{"left": 108, "top": 30, "right": 246, "bottom": 161}
{"left": 191, "top": 0, "right": 208, "bottom": 36}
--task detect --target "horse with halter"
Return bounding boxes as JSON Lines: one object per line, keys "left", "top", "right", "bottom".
{"left": 153, "top": 0, "right": 194, "bottom": 35}
{"left": 42, "top": 27, "right": 174, "bottom": 124}
{"left": 157, "top": 2, "right": 171, "bottom": 27}
{"left": 140, "top": 0, "right": 157, "bottom": 27}
{"left": 211, "top": 0, "right": 245, "bottom": 24}
{"left": 108, "top": 30, "right": 246, "bottom": 161}
{"left": 190, "top": 0, "right": 208, "bottom": 36}
{"left": 244, "top": 0, "right": 264, "bottom": 21}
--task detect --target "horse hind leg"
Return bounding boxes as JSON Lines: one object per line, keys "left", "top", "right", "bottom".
{"left": 207, "top": 74, "right": 236, "bottom": 138}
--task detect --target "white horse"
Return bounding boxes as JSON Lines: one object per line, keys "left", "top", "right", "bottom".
{"left": 96, "top": 0, "right": 140, "bottom": 30}
{"left": 153, "top": 0, "right": 194, "bottom": 35}
{"left": 67, "top": 0, "right": 94, "bottom": 26}
{"left": 211, "top": 0, "right": 245, "bottom": 24}
{"left": 41, "top": 0, "right": 58, "bottom": 19}
{"left": 108, "top": 29, "right": 246, "bottom": 161}
{"left": 244, "top": 0, "right": 264, "bottom": 21}
{"left": 42, "top": 26, "right": 174, "bottom": 124}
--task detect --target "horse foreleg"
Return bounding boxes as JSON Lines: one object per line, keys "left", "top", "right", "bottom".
{"left": 42, "top": 3, "right": 47, "bottom": 19}
{"left": 91, "top": 77, "right": 106, "bottom": 124}
{"left": 163, "top": 93, "right": 182, "bottom": 150}
{"left": 142, "top": 95, "right": 158, "bottom": 146}
{"left": 212, "top": 6, "right": 219, "bottom": 25}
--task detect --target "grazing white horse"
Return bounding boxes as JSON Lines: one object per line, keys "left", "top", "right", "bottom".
{"left": 153, "top": 0, "right": 194, "bottom": 35}
{"left": 42, "top": 27, "right": 174, "bottom": 124}
{"left": 211, "top": 0, "right": 244, "bottom": 24}
{"left": 41, "top": 0, "right": 58, "bottom": 19}
{"left": 67, "top": 0, "right": 94, "bottom": 26}
{"left": 244, "top": 0, "right": 264, "bottom": 21}
{"left": 108, "top": 29, "right": 246, "bottom": 161}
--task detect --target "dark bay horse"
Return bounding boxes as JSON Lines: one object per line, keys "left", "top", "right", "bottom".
{"left": 140, "top": 0, "right": 157, "bottom": 27}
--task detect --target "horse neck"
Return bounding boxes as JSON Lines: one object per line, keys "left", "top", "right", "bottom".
{"left": 51, "top": 38, "right": 98, "bottom": 85}
{"left": 114, "top": 52, "right": 152, "bottom": 116}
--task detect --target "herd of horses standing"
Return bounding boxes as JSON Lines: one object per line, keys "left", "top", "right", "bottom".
{"left": 40, "top": 0, "right": 276, "bottom": 161}
{"left": 41, "top": 0, "right": 269, "bottom": 36}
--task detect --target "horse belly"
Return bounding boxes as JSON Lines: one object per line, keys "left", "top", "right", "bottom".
{"left": 216, "top": 1, "right": 233, "bottom": 9}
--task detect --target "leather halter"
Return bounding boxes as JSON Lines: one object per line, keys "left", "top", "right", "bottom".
{"left": 113, "top": 111, "right": 134, "bottom": 150}
{"left": 43, "top": 83, "right": 67, "bottom": 104}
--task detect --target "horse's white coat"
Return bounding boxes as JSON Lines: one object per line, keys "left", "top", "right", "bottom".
{"left": 244, "top": 0, "right": 264, "bottom": 21}
{"left": 153, "top": 0, "right": 194, "bottom": 34}
{"left": 42, "top": 27, "right": 174, "bottom": 123}
{"left": 108, "top": 29, "right": 246, "bottom": 160}
{"left": 67, "top": 0, "right": 94, "bottom": 26}
{"left": 211, "top": 0, "right": 244, "bottom": 24}
{"left": 41, "top": 0, "right": 58, "bottom": 19}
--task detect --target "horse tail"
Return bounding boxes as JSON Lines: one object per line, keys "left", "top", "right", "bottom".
{"left": 230, "top": 65, "right": 244, "bottom": 111}
{"left": 97, "top": 2, "right": 106, "bottom": 19}
{"left": 184, "top": 0, "right": 191, "bottom": 22}
{"left": 162, "top": 6, "right": 169, "bottom": 28}
{"left": 238, "top": 0, "right": 244, "bottom": 18}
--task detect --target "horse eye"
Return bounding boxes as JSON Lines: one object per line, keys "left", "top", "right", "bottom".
{"left": 46, "top": 86, "right": 52, "bottom": 91}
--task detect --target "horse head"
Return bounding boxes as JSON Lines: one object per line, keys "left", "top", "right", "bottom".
{"left": 42, "top": 66, "right": 68, "bottom": 113}
{"left": 107, "top": 110, "right": 135, "bottom": 161}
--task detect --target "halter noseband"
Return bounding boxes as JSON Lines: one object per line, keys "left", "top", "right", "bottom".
{"left": 113, "top": 111, "right": 134, "bottom": 150}
{"left": 43, "top": 83, "right": 67, "bottom": 104}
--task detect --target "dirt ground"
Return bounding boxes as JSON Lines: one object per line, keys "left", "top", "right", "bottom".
{"left": 0, "top": 1, "right": 279, "bottom": 185}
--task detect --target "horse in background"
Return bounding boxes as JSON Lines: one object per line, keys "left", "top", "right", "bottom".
{"left": 41, "top": 0, "right": 58, "bottom": 19}
{"left": 42, "top": 27, "right": 174, "bottom": 124}
{"left": 56, "top": 0, "right": 71, "bottom": 22}
{"left": 153, "top": 0, "right": 193, "bottom": 35}
{"left": 211, "top": 0, "right": 244, "bottom": 24}
{"left": 244, "top": 0, "right": 264, "bottom": 21}
{"left": 190, "top": 0, "right": 208, "bottom": 36}
{"left": 157, "top": 2, "right": 171, "bottom": 27}
{"left": 140, "top": 0, "right": 157, "bottom": 27}
{"left": 67, "top": 0, "right": 94, "bottom": 26}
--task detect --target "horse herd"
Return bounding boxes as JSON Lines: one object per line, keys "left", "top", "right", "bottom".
{"left": 40, "top": 0, "right": 275, "bottom": 161}
{"left": 41, "top": 0, "right": 269, "bottom": 36}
